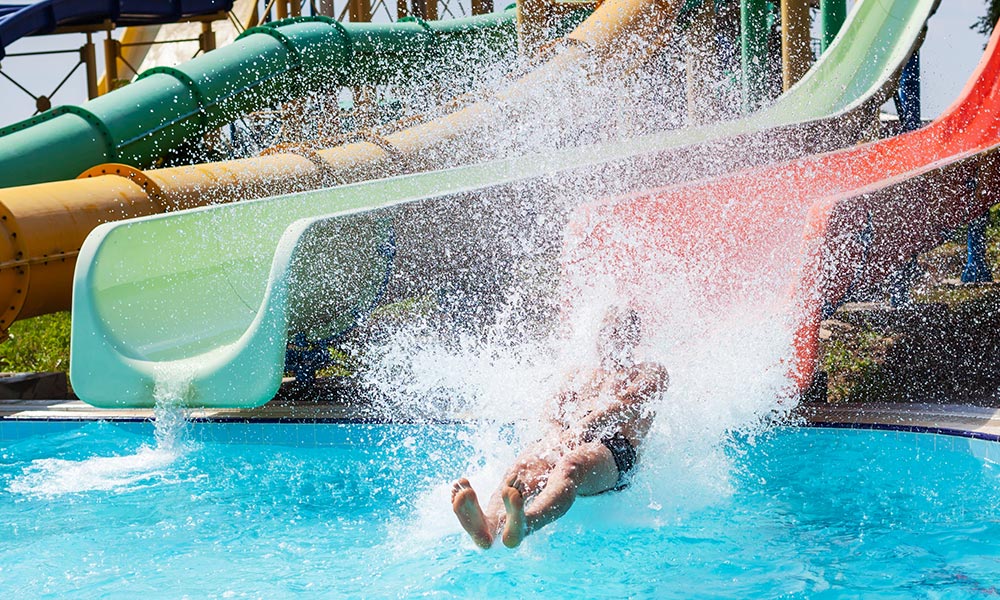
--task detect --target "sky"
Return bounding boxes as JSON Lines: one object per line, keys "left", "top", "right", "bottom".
{"left": 0, "top": 0, "right": 992, "bottom": 125}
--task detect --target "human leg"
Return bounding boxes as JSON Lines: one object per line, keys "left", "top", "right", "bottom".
{"left": 451, "top": 478, "right": 494, "bottom": 548}
{"left": 452, "top": 449, "right": 554, "bottom": 548}
{"left": 501, "top": 442, "right": 619, "bottom": 548}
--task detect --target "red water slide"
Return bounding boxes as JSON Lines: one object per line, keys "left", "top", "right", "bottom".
{"left": 565, "top": 19, "right": 1000, "bottom": 391}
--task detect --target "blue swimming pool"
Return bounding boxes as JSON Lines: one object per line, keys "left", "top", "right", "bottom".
{"left": 1, "top": 421, "right": 998, "bottom": 597}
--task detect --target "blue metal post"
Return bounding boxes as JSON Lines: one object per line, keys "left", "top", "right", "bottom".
{"left": 962, "top": 213, "right": 993, "bottom": 283}
{"left": 894, "top": 52, "right": 921, "bottom": 132}
{"left": 886, "top": 51, "right": 922, "bottom": 304}
{"left": 888, "top": 258, "right": 918, "bottom": 307}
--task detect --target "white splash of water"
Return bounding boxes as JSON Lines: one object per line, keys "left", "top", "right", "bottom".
{"left": 9, "top": 366, "right": 196, "bottom": 497}
{"left": 361, "top": 181, "right": 801, "bottom": 539}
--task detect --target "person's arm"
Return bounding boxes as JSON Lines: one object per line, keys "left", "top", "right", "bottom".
{"left": 575, "top": 364, "right": 668, "bottom": 441}
{"left": 543, "top": 372, "right": 580, "bottom": 433}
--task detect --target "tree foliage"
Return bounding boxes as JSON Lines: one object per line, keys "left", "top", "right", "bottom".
{"left": 973, "top": 0, "right": 1000, "bottom": 36}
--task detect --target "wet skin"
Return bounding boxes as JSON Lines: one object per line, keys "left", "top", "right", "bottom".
{"left": 451, "top": 308, "right": 668, "bottom": 548}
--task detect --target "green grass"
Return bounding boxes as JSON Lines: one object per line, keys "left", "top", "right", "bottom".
{"left": 820, "top": 327, "right": 895, "bottom": 403}
{"left": 0, "top": 312, "right": 71, "bottom": 373}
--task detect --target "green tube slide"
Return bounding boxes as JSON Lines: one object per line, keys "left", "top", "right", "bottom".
{"left": 71, "top": 0, "right": 939, "bottom": 408}
{"left": 0, "top": 9, "right": 516, "bottom": 189}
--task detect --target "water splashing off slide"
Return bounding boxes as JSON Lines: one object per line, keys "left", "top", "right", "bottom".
{"left": 9, "top": 367, "right": 193, "bottom": 497}
{"left": 69, "top": 0, "right": 943, "bottom": 409}
{"left": 565, "top": 13, "right": 1000, "bottom": 395}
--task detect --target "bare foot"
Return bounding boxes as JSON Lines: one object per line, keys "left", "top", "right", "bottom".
{"left": 501, "top": 475, "right": 527, "bottom": 548}
{"left": 451, "top": 478, "right": 493, "bottom": 549}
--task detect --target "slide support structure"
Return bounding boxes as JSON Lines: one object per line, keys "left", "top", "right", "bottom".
{"left": 886, "top": 52, "right": 924, "bottom": 298}
{"left": 894, "top": 52, "right": 921, "bottom": 132}
{"left": 781, "top": 0, "right": 811, "bottom": 91}
{"left": 820, "top": 0, "right": 846, "bottom": 52}
{"left": 740, "top": 0, "right": 769, "bottom": 112}
{"left": 962, "top": 213, "right": 993, "bottom": 283}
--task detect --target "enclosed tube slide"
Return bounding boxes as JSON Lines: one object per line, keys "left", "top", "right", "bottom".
{"left": 565, "top": 13, "right": 1000, "bottom": 394}
{"left": 69, "top": 0, "right": 941, "bottom": 408}
{"left": 3, "top": 0, "right": 935, "bottom": 338}
{"left": 0, "top": 7, "right": 517, "bottom": 189}
{"left": 0, "top": 0, "right": 232, "bottom": 60}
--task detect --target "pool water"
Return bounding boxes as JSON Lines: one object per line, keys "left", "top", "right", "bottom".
{"left": 1, "top": 422, "right": 999, "bottom": 598}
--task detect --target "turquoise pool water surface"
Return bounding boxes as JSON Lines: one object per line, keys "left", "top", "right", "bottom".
{"left": 1, "top": 422, "right": 999, "bottom": 598}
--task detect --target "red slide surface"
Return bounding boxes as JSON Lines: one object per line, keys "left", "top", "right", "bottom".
{"left": 565, "top": 20, "right": 1000, "bottom": 392}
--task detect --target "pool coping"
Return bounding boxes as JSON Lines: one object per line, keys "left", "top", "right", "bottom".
{"left": 2, "top": 398, "right": 1000, "bottom": 440}
{"left": 795, "top": 402, "right": 1000, "bottom": 442}
{"left": 0, "top": 398, "right": 379, "bottom": 423}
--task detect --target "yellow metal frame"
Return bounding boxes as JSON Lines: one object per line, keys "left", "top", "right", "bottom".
{"left": 781, "top": 0, "right": 812, "bottom": 91}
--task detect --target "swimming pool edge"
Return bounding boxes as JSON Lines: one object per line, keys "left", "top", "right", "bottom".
{"left": 796, "top": 402, "right": 1000, "bottom": 442}
{"left": 5, "top": 399, "right": 1000, "bottom": 442}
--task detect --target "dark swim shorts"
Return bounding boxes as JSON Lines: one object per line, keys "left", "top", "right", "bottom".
{"left": 600, "top": 433, "right": 637, "bottom": 492}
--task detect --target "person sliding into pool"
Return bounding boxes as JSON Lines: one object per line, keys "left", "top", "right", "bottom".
{"left": 450, "top": 305, "right": 668, "bottom": 548}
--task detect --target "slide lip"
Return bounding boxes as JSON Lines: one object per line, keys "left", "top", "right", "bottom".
{"left": 71, "top": 215, "right": 308, "bottom": 409}
{"left": 71, "top": 197, "right": 398, "bottom": 409}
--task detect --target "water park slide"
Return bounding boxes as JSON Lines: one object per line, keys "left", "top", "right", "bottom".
{"left": 1, "top": 0, "right": 669, "bottom": 335}
{"left": 0, "top": 6, "right": 517, "bottom": 188}
{"left": 67, "top": 0, "right": 941, "bottom": 408}
{"left": 1, "top": 0, "right": 934, "bottom": 341}
{"left": 566, "top": 13, "right": 1000, "bottom": 394}
{"left": 0, "top": 0, "right": 232, "bottom": 59}
{"left": 97, "top": 0, "right": 258, "bottom": 95}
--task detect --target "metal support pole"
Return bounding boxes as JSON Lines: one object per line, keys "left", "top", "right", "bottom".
{"left": 740, "top": 0, "right": 769, "bottom": 112}
{"left": 349, "top": 0, "right": 372, "bottom": 22}
{"left": 318, "top": 0, "right": 336, "bottom": 17}
{"left": 888, "top": 258, "right": 919, "bottom": 307}
{"left": 103, "top": 32, "right": 119, "bottom": 93}
{"left": 686, "top": 0, "right": 718, "bottom": 124}
{"left": 819, "top": 0, "right": 846, "bottom": 52}
{"left": 471, "top": 0, "right": 490, "bottom": 15}
{"left": 353, "top": 86, "right": 376, "bottom": 131}
{"left": 781, "top": 0, "right": 811, "bottom": 91}
{"left": 277, "top": 0, "right": 289, "bottom": 19}
{"left": 83, "top": 33, "right": 98, "bottom": 99}
{"left": 962, "top": 213, "right": 993, "bottom": 283}
{"left": 290, "top": 0, "right": 302, "bottom": 17}
{"left": 517, "top": 0, "right": 548, "bottom": 57}
{"left": 893, "top": 52, "right": 921, "bottom": 132}
{"left": 199, "top": 21, "right": 217, "bottom": 53}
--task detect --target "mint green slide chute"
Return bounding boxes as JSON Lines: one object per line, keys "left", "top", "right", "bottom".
{"left": 71, "top": 0, "right": 940, "bottom": 408}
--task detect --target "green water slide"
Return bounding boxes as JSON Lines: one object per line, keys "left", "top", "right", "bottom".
{"left": 0, "top": 8, "right": 516, "bottom": 189}
{"left": 71, "top": 0, "right": 939, "bottom": 408}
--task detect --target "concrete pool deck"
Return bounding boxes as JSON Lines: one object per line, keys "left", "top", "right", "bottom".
{"left": 4, "top": 396, "right": 1000, "bottom": 438}
{"left": 795, "top": 402, "right": 1000, "bottom": 440}
{"left": 0, "top": 398, "right": 361, "bottom": 422}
